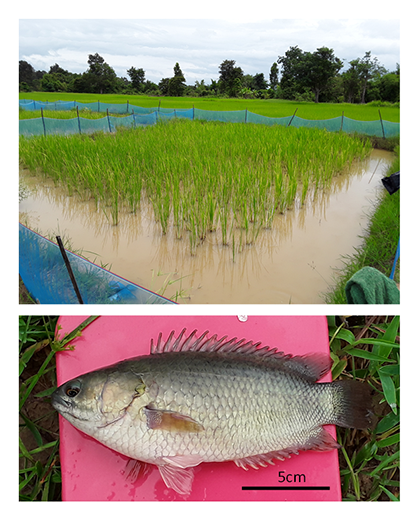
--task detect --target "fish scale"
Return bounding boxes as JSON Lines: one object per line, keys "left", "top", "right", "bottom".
{"left": 52, "top": 330, "right": 373, "bottom": 495}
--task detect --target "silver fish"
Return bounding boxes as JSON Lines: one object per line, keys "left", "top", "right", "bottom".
{"left": 51, "top": 328, "right": 373, "bottom": 495}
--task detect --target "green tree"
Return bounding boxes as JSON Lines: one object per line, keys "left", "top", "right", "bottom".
{"left": 242, "top": 74, "right": 254, "bottom": 90}
{"left": 277, "top": 46, "right": 306, "bottom": 100}
{"left": 342, "top": 59, "right": 362, "bottom": 103}
{"left": 143, "top": 80, "right": 159, "bottom": 95}
{"left": 381, "top": 73, "right": 400, "bottom": 103}
{"left": 303, "top": 47, "right": 342, "bottom": 103}
{"left": 269, "top": 62, "right": 279, "bottom": 89}
{"left": 253, "top": 73, "right": 268, "bottom": 91}
{"left": 40, "top": 73, "right": 67, "bottom": 92}
{"left": 218, "top": 60, "right": 244, "bottom": 97}
{"left": 194, "top": 79, "right": 214, "bottom": 97}
{"left": 19, "top": 60, "right": 36, "bottom": 90}
{"left": 358, "top": 51, "right": 386, "bottom": 103}
{"left": 49, "top": 63, "right": 69, "bottom": 76}
{"left": 86, "top": 53, "right": 118, "bottom": 94}
{"left": 159, "top": 77, "right": 170, "bottom": 95}
{"left": 278, "top": 46, "right": 342, "bottom": 102}
{"left": 167, "top": 62, "right": 186, "bottom": 96}
{"left": 127, "top": 67, "right": 146, "bottom": 92}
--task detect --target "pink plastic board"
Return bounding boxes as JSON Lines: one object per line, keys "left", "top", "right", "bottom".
{"left": 55, "top": 315, "right": 341, "bottom": 501}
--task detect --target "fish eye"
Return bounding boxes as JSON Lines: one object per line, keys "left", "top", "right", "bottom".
{"left": 65, "top": 385, "right": 80, "bottom": 398}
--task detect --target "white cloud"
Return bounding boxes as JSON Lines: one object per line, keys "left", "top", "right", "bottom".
{"left": 19, "top": 19, "right": 400, "bottom": 84}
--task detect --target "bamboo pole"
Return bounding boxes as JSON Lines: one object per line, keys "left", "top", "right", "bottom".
{"left": 41, "top": 107, "right": 46, "bottom": 137}
{"left": 56, "top": 236, "right": 84, "bottom": 304}
{"left": 288, "top": 108, "right": 298, "bottom": 127}
{"left": 378, "top": 109, "right": 386, "bottom": 139}
{"left": 76, "top": 106, "right": 81, "bottom": 134}
{"left": 107, "top": 108, "right": 112, "bottom": 132}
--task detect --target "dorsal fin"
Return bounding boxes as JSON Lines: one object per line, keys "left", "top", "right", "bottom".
{"left": 150, "top": 329, "right": 331, "bottom": 382}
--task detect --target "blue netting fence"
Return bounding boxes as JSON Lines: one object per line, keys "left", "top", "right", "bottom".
{"left": 19, "top": 223, "right": 175, "bottom": 305}
{"left": 19, "top": 99, "right": 400, "bottom": 138}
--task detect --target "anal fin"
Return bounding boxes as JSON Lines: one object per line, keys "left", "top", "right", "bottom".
{"left": 234, "top": 429, "right": 340, "bottom": 471}
{"left": 305, "top": 427, "right": 341, "bottom": 451}
{"left": 123, "top": 459, "right": 153, "bottom": 485}
{"left": 158, "top": 464, "right": 195, "bottom": 496}
{"left": 234, "top": 447, "right": 299, "bottom": 470}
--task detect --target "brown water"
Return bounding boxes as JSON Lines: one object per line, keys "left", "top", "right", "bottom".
{"left": 19, "top": 149, "right": 393, "bottom": 304}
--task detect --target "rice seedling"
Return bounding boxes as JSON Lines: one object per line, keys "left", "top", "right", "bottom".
{"left": 20, "top": 119, "right": 372, "bottom": 256}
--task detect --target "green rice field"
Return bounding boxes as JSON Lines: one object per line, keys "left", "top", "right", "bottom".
{"left": 19, "top": 119, "right": 372, "bottom": 254}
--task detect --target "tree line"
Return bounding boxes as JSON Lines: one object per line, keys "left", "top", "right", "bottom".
{"left": 19, "top": 47, "right": 399, "bottom": 104}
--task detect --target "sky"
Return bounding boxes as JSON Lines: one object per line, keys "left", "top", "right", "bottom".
{"left": 19, "top": 18, "right": 400, "bottom": 85}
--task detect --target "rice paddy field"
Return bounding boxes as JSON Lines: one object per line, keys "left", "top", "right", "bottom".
{"left": 20, "top": 120, "right": 372, "bottom": 244}
{"left": 19, "top": 92, "right": 400, "bottom": 122}
{"left": 19, "top": 110, "right": 398, "bottom": 304}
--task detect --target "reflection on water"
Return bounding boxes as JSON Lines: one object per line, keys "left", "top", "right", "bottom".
{"left": 19, "top": 150, "right": 393, "bottom": 304}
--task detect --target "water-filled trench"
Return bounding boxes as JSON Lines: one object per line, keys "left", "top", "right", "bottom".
{"left": 19, "top": 149, "right": 393, "bottom": 304}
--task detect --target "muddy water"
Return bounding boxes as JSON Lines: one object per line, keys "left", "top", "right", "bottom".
{"left": 19, "top": 149, "right": 393, "bottom": 304}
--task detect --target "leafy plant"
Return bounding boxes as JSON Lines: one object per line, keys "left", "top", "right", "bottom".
{"left": 19, "top": 316, "right": 98, "bottom": 500}
{"left": 328, "top": 315, "right": 400, "bottom": 501}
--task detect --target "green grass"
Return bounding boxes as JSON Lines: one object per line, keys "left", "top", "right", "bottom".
{"left": 19, "top": 316, "right": 98, "bottom": 500}
{"left": 324, "top": 145, "right": 400, "bottom": 303}
{"left": 19, "top": 119, "right": 372, "bottom": 254}
{"left": 328, "top": 315, "right": 400, "bottom": 501}
{"left": 19, "top": 315, "right": 399, "bottom": 501}
{"left": 19, "top": 92, "right": 400, "bottom": 122}
{"left": 19, "top": 107, "right": 128, "bottom": 120}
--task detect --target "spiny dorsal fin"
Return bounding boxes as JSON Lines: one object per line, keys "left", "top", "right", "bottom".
{"left": 150, "top": 329, "right": 331, "bottom": 382}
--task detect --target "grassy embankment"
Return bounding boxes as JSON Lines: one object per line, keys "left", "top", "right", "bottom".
{"left": 324, "top": 145, "right": 400, "bottom": 303}
{"left": 19, "top": 315, "right": 399, "bottom": 501}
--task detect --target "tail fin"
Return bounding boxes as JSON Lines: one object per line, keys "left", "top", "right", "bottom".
{"left": 331, "top": 379, "right": 374, "bottom": 429}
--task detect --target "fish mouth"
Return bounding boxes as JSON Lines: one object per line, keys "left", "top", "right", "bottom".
{"left": 51, "top": 389, "right": 85, "bottom": 421}
{"left": 51, "top": 389, "right": 70, "bottom": 410}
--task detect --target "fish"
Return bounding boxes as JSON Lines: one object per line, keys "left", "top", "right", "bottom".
{"left": 51, "top": 328, "right": 373, "bottom": 496}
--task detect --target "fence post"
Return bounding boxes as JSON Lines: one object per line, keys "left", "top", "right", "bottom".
{"left": 107, "top": 108, "right": 112, "bottom": 133}
{"left": 340, "top": 111, "right": 344, "bottom": 132}
{"left": 193, "top": 104, "right": 195, "bottom": 120}
{"left": 288, "top": 108, "right": 298, "bottom": 127}
{"left": 77, "top": 106, "right": 81, "bottom": 134}
{"left": 132, "top": 109, "right": 136, "bottom": 129}
{"left": 98, "top": 100, "right": 100, "bottom": 113}
{"left": 41, "top": 107, "right": 46, "bottom": 137}
{"left": 56, "top": 236, "right": 84, "bottom": 304}
{"left": 245, "top": 108, "right": 248, "bottom": 123}
{"left": 127, "top": 100, "right": 129, "bottom": 113}
{"left": 158, "top": 99, "right": 161, "bottom": 113}
{"left": 378, "top": 109, "right": 386, "bottom": 139}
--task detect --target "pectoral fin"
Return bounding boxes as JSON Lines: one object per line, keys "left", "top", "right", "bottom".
{"left": 144, "top": 405, "right": 204, "bottom": 433}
